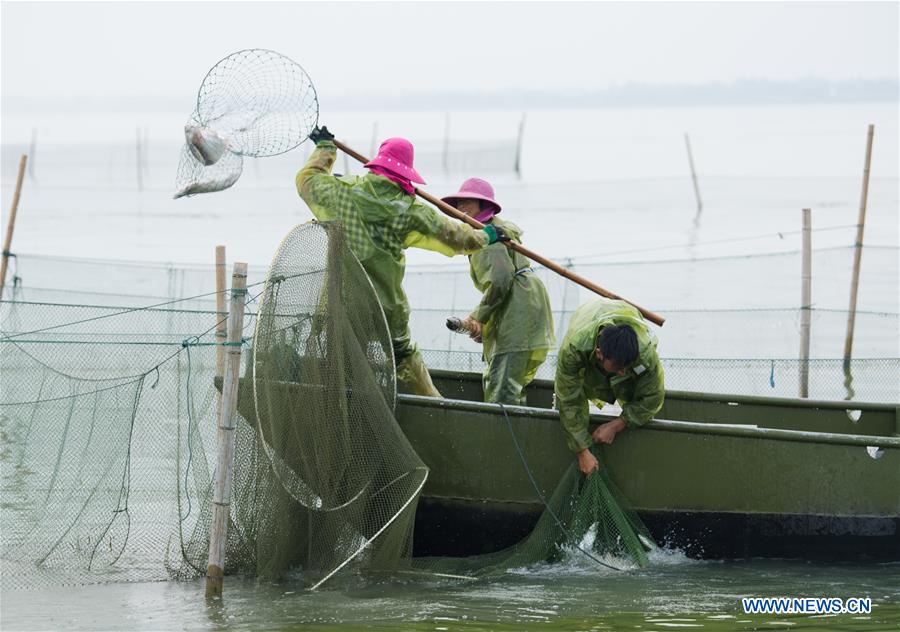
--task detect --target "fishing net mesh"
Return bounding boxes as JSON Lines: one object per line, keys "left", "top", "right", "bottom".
{"left": 0, "top": 222, "right": 653, "bottom": 592}
{"left": 173, "top": 128, "right": 244, "bottom": 199}
{"left": 174, "top": 49, "right": 318, "bottom": 198}
{"left": 195, "top": 49, "right": 318, "bottom": 158}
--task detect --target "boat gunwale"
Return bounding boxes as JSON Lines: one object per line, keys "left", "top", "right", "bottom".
{"left": 397, "top": 393, "right": 900, "bottom": 449}
{"left": 428, "top": 369, "right": 899, "bottom": 412}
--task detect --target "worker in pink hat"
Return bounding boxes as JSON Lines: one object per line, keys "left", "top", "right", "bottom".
{"left": 296, "top": 126, "right": 510, "bottom": 397}
{"left": 442, "top": 178, "right": 555, "bottom": 405}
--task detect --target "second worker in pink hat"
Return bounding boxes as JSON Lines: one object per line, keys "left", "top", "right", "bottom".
{"left": 442, "top": 177, "right": 555, "bottom": 405}
{"left": 297, "top": 126, "right": 511, "bottom": 397}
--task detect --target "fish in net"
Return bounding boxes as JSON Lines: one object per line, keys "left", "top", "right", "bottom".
{"left": 174, "top": 49, "right": 318, "bottom": 199}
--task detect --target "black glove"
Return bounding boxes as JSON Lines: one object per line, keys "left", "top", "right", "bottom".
{"left": 309, "top": 126, "right": 335, "bottom": 144}
{"left": 483, "top": 224, "right": 511, "bottom": 244}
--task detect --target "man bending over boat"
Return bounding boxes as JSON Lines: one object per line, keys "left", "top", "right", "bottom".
{"left": 296, "top": 126, "right": 509, "bottom": 397}
{"left": 442, "top": 178, "right": 555, "bottom": 405}
{"left": 555, "top": 298, "right": 665, "bottom": 476}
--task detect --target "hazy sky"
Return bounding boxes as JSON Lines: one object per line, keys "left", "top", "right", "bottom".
{"left": 2, "top": 1, "right": 897, "bottom": 111}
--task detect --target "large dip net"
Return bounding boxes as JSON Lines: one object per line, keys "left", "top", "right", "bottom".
{"left": 0, "top": 221, "right": 654, "bottom": 592}
{"left": 174, "top": 49, "right": 318, "bottom": 198}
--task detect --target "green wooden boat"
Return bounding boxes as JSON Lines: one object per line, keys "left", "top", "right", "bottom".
{"left": 224, "top": 369, "right": 900, "bottom": 561}
{"left": 402, "top": 370, "right": 899, "bottom": 560}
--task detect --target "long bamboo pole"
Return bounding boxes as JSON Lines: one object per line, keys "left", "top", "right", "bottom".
{"left": 799, "top": 208, "right": 812, "bottom": 398}
{"left": 514, "top": 113, "right": 526, "bottom": 178}
{"left": 206, "top": 261, "right": 248, "bottom": 599}
{"left": 332, "top": 139, "right": 665, "bottom": 327}
{"left": 136, "top": 127, "right": 143, "bottom": 191}
{"left": 842, "top": 124, "right": 874, "bottom": 368}
{"left": 28, "top": 129, "right": 37, "bottom": 180}
{"left": 685, "top": 133, "right": 702, "bottom": 214}
{"left": 1, "top": 155, "right": 28, "bottom": 301}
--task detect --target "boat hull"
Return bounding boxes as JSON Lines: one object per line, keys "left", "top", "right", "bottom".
{"left": 220, "top": 373, "right": 900, "bottom": 560}
{"left": 400, "top": 373, "right": 900, "bottom": 560}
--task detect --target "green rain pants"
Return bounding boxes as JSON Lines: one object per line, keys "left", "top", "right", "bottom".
{"left": 394, "top": 339, "right": 442, "bottom": 397}
{"left": 483, "top": 348, "right": 549, "bottom": 406}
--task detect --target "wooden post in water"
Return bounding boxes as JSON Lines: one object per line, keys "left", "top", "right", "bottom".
{"left": 369, "top": 122, "right": 379, "bottom": 157}
{"left": 214, "top": 246, "right": 227, "bottom": 385}
{"left": 28, "top": 129, "right": 37, "bottom": 180}
{"left": 136, "top": 126, "right": 144, "bottom": 191}
{"left": 442, "top": 113, "right": 450, "bottom": 174}
{"left": 1, "top": 155, "right": 28, "bottom": 301}
{"left": 799, "top": 208, "right": 812, "bottom": 398}
{"left": 206, "top": 261, "right": 248, "bottom": 599}
{"left": 685, "top": 133, "right": 702, "bottom": 214}
{"left": 842, "top": 124, "right": 874, "bottom": 369}
{"left": 514, "top": 113, "right": 527, "bottom": 178}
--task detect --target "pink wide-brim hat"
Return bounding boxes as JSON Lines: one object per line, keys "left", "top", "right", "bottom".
{"left": 364, "top": 137, "right": 426, "bottom": 184}
{"left": 441, "top": 177, "right": 502, "bottom": 215}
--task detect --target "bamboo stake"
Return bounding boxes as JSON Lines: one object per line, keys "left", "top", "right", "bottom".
{"left": 206, "top": 262, "right": 248, "bottom": 599}
{"left": 442, "top": 113, "right": 451, "bottom": 174}
{"left": 685, "top": 133, "right": 702, "bottom": 214}
{"left": 514, "top": 113, "right": 526, "bottom": 178}
{"left": 332, "top": 139, "right": 666, "bottom": 326}
{"left": 214, "top": 246, "right": 227, "bottom": 381}
{"left": 799, "top": 208, "right": 812, "bottom": 398}
{"left": 369, "top": 122, "right": 379, "bottom": 157}
{"left": 1, "top": 155, "right": 28, "bottom": 301}
{"left": 136, "top": 126, "right": 143, "bottom": 191}
{"left": 842, "top": 124, "right": 874, "bottom": 369}
{"left": 28, "top": 129, "right": 37, "bottom": 180}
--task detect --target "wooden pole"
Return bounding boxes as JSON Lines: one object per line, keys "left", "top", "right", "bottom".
{"left": 514, "top": 113, "right": 526, "bottom": 178}
{"left": 214, "top": 246, "right": 227, "bottom": 381}
{"left": 685, "top": 133, "right": 702, "bottom": 214}
{"left": 842, "top": 124, "right": 874, "bottom": 368}
{"left": 206, "top": 261, "right": 248, "bottom": 599}
{"left": 1, "top": 154, "right": 28, "bottom": 301}
{"left": 799, "top": 208, "right": 812, "bottom": 398}
{"left": 442, "top": 113, "right": 450, "bottom": 174}
{"left": 143, "top": 126, "right": 150, "bottom": 178}
{"left": 369, "top": 122, "right": 379, "bottom": 157}
{"left": 332, "top": 139, "right": 666, "bottom": 326}
{"left": 28, "top": 129, "right": 37, "bottom": 180}
{"left": 136, "top": 126, "right": 143, "bottom": 191}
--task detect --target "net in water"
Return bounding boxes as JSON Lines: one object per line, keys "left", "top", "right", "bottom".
{"left": 0, "top": 221, "right": 654, "bottom": 591}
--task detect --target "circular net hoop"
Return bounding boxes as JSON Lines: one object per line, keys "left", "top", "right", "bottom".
{"left": 196, "top": 49, "right": 318, "bottom": 157}
{"left": 245, "top": 221, "right": 425, "bottom": 587}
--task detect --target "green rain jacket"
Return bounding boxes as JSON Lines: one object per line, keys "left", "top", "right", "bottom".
{"left": 468, "top": 218, "right": 555, "bottom": 362}
{"left": 296, "top": 141, "right": 489, "bottom": 345}
{"left": 554, "top": 298, "right": 665, "bottom": 453}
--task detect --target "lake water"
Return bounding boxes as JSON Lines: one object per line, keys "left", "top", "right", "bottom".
{"left": 3, "top": 557, "right": 900, "bottom": 631}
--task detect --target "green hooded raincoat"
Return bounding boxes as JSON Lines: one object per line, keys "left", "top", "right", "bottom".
{"left": 468, "top": 217, "right": 555, "bottom": 403}
{"left": 296, "top": 141, "right": 489, "bottom": 394}
{"left": 554, "top": 298, "right": 665, "bottom": 453}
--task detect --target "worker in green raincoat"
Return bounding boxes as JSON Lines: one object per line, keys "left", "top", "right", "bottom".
{"left": 442, "top": 178, "right": 555, "bottom": 405}
{"left": 296, "top": 127, "right": 510, "bottom": 397}
{"left": 554, "top": 298, "right": 665, "bottom": 476}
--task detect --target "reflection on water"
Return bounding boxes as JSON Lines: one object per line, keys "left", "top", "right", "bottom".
{"left": 3, "top": 558, "right": 899, "bottom": 631}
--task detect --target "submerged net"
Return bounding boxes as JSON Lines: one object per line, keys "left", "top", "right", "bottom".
{"left": 1, "top": 221, "right": 653, "bottom": 592}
